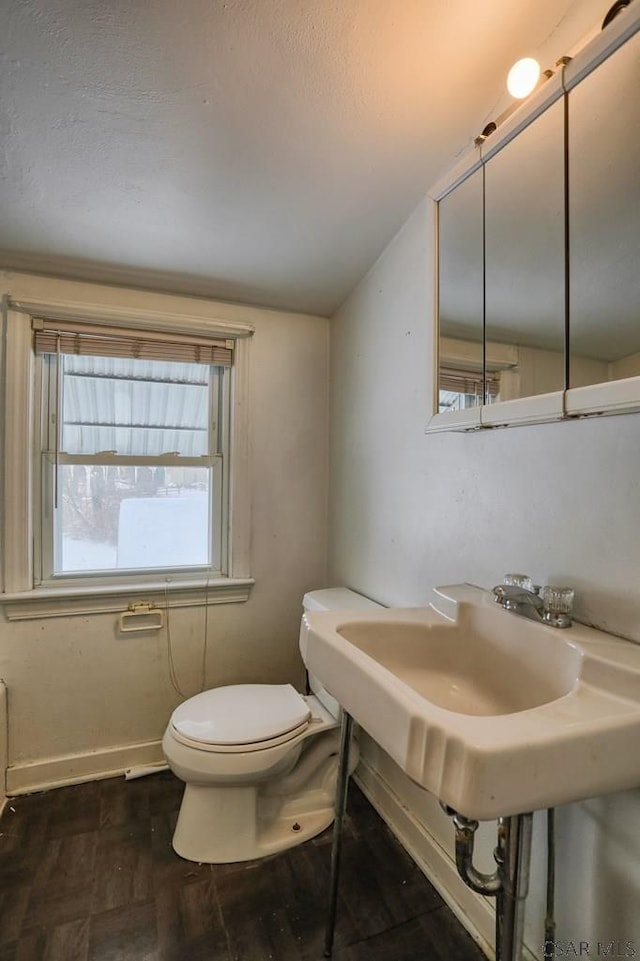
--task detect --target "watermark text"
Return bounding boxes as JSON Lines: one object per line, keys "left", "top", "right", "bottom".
{"left": 543, "top": 942, "right": 636, "bottom": 958}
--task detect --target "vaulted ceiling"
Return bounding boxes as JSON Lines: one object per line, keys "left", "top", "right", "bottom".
{"left": 0, "top": 0, "right": 607, "bottom": 315}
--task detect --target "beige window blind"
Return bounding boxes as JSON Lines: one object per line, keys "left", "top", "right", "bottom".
{"left": 32, "top": 318, "right": 234, "bottom": 367}
{"left": 439, "top": 367, "right": 500, "bottom": 398}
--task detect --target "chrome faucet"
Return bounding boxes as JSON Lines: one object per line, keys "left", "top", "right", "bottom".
{"left": 493, "top": 584, "right": 544, "bottom": 620}
{"left": 492, "top": 582, "right": 573, "bottom": 628}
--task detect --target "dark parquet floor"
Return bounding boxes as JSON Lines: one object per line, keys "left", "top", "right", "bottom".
{"left": 0, "top": 771, "right": 488, "bottom": 961}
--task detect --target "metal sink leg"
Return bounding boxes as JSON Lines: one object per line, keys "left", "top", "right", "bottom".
{"left": 323, "top": 710, "right": 354, "bottom": 957}
{"left": 495, "top": 813, "right": 533, "bottom": 961}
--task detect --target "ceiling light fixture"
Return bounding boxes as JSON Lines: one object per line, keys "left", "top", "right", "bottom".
{"left": 506, "top": 57, "right": 541, "bottom": 99}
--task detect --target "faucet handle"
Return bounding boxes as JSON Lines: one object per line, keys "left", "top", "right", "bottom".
{"left": 503, "top": 573, "right": 534, "bottom": 591}
{"left": 541, "top": 585, "right": 574, "bottom": 628}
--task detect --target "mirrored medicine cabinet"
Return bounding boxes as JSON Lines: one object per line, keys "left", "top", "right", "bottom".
{"left": 430, "top": 3, "right": 640, "bottom": 431}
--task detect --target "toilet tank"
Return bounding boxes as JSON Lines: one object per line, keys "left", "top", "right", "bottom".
{"left": 301, "top": 588, "right": 384, "bottom": 717}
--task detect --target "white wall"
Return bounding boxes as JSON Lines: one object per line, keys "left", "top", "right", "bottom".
{"left": 329, "top": 200, "right": 640, "bottom": 955}
{"left": 611, "top": 351, "right": 640, "bottom": 381}
{"left": 0, "top": 272, "right": 329, "bottom": 791}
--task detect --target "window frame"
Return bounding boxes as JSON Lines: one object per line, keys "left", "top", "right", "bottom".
{"left": 34, "top": 352, "right": 229, "bottom": 586}
{"left": 0, "top": 286, "right": 254, "bottom": 619}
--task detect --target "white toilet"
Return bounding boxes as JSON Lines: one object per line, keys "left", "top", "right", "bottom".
{"left": 162, "top": 588, "right": 383, "bottom": 863}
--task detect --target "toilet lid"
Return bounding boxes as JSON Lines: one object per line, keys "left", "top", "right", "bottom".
{"left": 170, "top": 684, "right": 311, "bottom": 746}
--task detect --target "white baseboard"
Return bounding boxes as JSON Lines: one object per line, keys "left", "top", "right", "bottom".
{"left": 6, "top": 738, "right": 165, "bottom": 795}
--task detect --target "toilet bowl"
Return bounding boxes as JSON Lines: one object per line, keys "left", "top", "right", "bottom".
{"left": 162, "top": 588, "right": 383, "bottom": 864}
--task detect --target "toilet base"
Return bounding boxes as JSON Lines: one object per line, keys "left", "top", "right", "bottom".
{"left": 172, "top": 782, "right": 336, "bottom": 863}
{"left": 166, "top": 706, "right": 360, "bottom": 864}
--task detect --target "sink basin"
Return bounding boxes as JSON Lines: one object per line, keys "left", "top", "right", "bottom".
{"left": 300, "top": 584, "right": 640, "bottom": 819}
{"left": 337, "top": 607, "right": 582, "bottom": 717}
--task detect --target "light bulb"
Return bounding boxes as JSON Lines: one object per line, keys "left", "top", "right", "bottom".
{"left": 507, "top": 57, "right": 541, "bottom": 99}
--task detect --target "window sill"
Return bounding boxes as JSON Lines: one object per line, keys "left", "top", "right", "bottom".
{"left": 0, "top": 577, "right": 255, "bottom": 621}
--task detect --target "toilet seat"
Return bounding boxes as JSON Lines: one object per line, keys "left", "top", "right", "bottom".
{"left": 170, "top": 683, "right": 311, "bottom": 754}
{"left": 170, "top": 718, "right": 311, "bottom": 753}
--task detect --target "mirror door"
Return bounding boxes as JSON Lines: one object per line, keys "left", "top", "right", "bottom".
{"left": 568, "top": 29, "right": 640, "bottom": 388}
{"left": 483, "top": 98, "right": 566, "bottom": 404}
{"left": 437, "top": 168, "right": 484, "bottom": 414}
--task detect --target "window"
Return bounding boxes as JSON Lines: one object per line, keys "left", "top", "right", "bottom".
{"left": 34, "top": 321, "right": 232, "bottom": 583}
{"left": 0, "top": 289, "right": 254, "bottom": 616}
{"left": 438, "top": 368, "right": 500, "bottom": 412}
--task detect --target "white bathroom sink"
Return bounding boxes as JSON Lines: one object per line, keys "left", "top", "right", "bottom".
{"left": 300, "top": 584, "right": 640, "bottom": 819}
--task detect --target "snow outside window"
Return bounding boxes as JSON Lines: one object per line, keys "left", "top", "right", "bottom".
{"left": 38, "top": 353, "right": 228, "bottom": 579}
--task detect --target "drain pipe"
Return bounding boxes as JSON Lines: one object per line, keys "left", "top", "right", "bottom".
{"left": 450, "top": 811, "right": 502, "bottom": 896}
{"left": 442, "top": 804, "right": 533, "bottom": 961}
